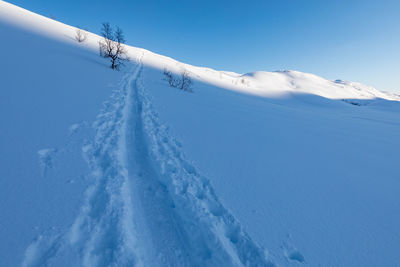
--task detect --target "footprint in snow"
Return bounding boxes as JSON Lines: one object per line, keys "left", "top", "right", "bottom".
{"left": 287, "top": 250, "right": 305, "bottom": 263}
{"left": 68, "top": 121, "right": 88, "bottom": 137}
{"left": 282, "top": 236, "right": 305, "bottom": 264}
{"left": 68, "top": 123, "right": 81, "bottom": 136}
{"left": 38, "top": 148, "right": 57, "bottom": 177}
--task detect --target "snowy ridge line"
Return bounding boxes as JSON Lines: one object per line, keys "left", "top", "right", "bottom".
{"left": 129, "top": 54, "right": 275, "bottom": 266}
{"left": 22, "top": 59, "right": 144, "bottom": 267}
{"left": 2, "top": 1, "right": 399, "bottom": 101}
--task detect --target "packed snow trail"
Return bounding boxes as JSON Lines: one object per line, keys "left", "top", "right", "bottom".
{"left": 22, "top": 57, "right": 145, "bottom": 267}
{"left": 126, "top": 55, "right": 274, "bottom": 266}
{"left": 23, "top": 54, "right": 274, "bottom": 267}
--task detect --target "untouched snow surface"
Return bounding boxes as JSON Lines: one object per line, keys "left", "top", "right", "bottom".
{"left": 1, "top": 1, "right": 400, "bottom": 266}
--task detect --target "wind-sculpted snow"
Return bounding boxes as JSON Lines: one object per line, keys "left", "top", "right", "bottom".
{"left": 22, "top": 54, "right": 274, "bottom": 267}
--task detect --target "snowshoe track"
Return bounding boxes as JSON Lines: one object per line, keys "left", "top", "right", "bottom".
{"left": 23, "top": 54, "right": 274, "bottom": 267}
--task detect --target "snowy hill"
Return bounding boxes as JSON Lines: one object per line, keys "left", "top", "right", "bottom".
{"left": 1, "top": 1, "right": 400, "bottom": 266}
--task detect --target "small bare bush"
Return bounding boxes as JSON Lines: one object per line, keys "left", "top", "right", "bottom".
{"left": 180, "top": 70, "right": 193, "bottom": 91}
{"left": 75, "top": 28, "right": 88, "bottom": 43}
{"left": 163, "top": 68, "right": 180, "bottom": 87}
{"left": 163, "top": 68, "right": 193, "bottom": 92}
{"left": 99, "top": 23, "right": 128, "bottom": 70}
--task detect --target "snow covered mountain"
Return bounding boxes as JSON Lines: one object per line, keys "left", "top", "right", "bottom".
{"left": 1, "top": 1, "right": 400, "bottom": 266}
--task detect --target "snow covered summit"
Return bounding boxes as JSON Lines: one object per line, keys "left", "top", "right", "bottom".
{"left": 1, "top": 1, "right": 400, "bottom": 267}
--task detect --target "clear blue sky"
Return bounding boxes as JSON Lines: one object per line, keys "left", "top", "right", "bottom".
{"left": 7, "top": 0, "right": 400, "bottom": 92}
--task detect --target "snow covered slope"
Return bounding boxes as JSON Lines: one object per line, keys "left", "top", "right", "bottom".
{"left": 1, "top": 1, "right": 400, "bottom": 266}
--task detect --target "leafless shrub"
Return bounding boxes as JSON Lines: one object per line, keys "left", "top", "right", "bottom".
{"left": 75, "top": 28, "right": 88, "bottom": 43}
{"left": 163, "top": 68, "right": 180, "bottom": 87}
{"left": 180, "top": 70, "right": 193, "bottom": 91}
{"left": 99, "top": 23, "right": 128, "bottom": 70}
{"left": 163, "top": 68, "right": 193, "bottom": 92}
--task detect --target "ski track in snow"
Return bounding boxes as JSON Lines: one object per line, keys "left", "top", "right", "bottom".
{"left": 22, "top": 54, "right": 274, "bottom": 267}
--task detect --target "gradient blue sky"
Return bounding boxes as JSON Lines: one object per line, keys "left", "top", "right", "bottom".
{"left": 7, "top": 0, "right": 400, "bottom": 92}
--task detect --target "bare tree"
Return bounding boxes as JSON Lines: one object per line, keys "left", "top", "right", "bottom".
{"left": 99, "top": 23, "right": 113, "bottom": 57}
{"left": 163, "top": 68, "right": 173, "bottom": 84}
{"left": 180, "top": 70, "right": 193, "bottom": 91}
{"left": 163, "top": 68, "right": 193, "bottom": 92}
{"left": 75, "top": 28, "right": 88, "bottom": 43}
{"left": 163, "top": 68, "right": 180, "bottom": 87}
{"left": 99, "top": 23, "right": 128, "bottom": 70}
